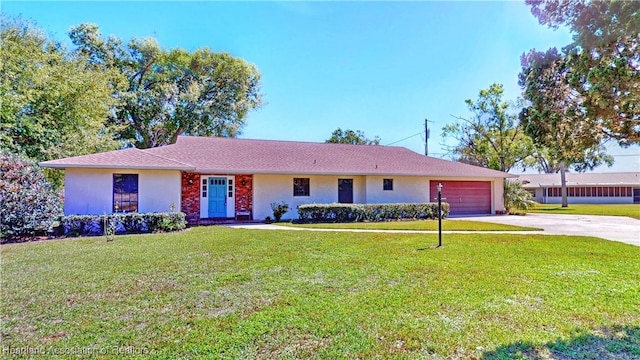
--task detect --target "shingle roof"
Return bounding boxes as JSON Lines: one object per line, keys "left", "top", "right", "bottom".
{"left": 41, "top": 136, "right": 511, "bottom": 178}
{"left": 518, "top": 172, "right": 640, "bottom": 188}
{"left": 39, "top": 148, "right": 194, "bottom": 171}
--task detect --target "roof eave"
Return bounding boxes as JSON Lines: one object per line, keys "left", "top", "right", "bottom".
{"left": 39, "top": 163, "right": 195, "bottom": 171}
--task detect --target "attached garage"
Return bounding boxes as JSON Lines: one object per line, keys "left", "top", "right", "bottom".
{"left": 430, "top": 180, "right": 492, "bottom": 215}
{"left": 42, "top": 136, "right": 508, "bottom": 222}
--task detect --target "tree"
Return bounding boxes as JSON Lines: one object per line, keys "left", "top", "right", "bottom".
{"left": 0, "top": 17, "right": 121, "bottom": 185}
{"left": 68, "top": 24, "right": 263, "bottom": 149}
{"left": 523, "top": 146, "right": 563, "bottom": 174}
{"left": 519, "top": 48, "right": 613, "bottom": 207}
{"left": 526, "top": 0, "right": 640, "bottom": 146}
{"left": 326, "top": 128, "right": 380, "bottom": 145}
{"left": 0, "top": 151, "right": 62, "bottom": 240}
{"left": 442, "top": 84, "right": 535, "bottom": 172}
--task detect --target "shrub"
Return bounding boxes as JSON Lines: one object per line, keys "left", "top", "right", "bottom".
{"left": 297, "top": 203, "right": 449, "bottom": 223}
{"left": 0, "top": 151, "right": 62, "bottom": 240}
{"left": 61, "top": 212, "right": 186, "bottom": 237}
{"left": 270, "top": 201, "right": 289, "bottom": 222}
{"left": 504, "top": 180, "right": 536, "bottom": 214}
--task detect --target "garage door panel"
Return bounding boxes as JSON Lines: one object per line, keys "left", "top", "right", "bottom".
{"left": 430, "top": 181, "right": 491, "bottom": 215}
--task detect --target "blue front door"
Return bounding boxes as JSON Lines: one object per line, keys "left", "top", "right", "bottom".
{"left": 208, "top": 177, "right": 227, "bottom": 218}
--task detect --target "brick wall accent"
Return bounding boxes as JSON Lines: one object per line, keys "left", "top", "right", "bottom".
{"left": 181, "top": 172, "right": 200, "bottom": 225}
{"left": 235, "top": 175, "right": 253, "bottom": 219}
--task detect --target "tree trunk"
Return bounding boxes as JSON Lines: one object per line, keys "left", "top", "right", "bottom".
{"left": 560, "top": 161, "right": 568, "bottom": 207}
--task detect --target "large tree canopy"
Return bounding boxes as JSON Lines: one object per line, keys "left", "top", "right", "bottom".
{"left": 526, "top": 0, "right": 640, "bottom": 145}
{"left": 325, "top": 128, "right": 380, "bottom": 145}
{"left": 520, "top": 48, "right": 613, "bottom": 206}
{"left": 68, "top": 23, "right": 264, "bottom": 149}
{"left": 442, "top": 84, "right": 535, "bottom": 172}
{"left": 0, "top": 17, "right": 121, "bottom": 163}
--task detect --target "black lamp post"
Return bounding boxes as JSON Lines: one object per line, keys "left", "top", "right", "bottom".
{"left": 437, "top": 182, "right": 443, "bottom": 247}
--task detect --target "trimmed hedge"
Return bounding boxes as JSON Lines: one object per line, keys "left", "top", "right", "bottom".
{"left": 61, "top": 212, "right": 186, "bottom": 237}
{"left": 297, "top": 203, "right": 450, "bottom": 223}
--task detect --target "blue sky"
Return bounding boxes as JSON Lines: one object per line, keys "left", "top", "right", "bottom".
{"left": 4, "top": 1, "right": 638, "bottom": 173}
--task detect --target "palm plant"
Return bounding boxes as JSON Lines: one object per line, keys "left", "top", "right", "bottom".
{"left": 504, "top": 180, "right": 536, "bottom": 214}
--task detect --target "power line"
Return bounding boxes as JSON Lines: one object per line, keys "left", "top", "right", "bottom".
{"left": 384, "top": 131, "right": 425, "bottom": 146}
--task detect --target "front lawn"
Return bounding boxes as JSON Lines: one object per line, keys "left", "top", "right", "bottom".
{"left": 1, "top": 228, "right": 639, "bottom": 359}
{"left": 531, "top": 203, "right": 640, "bottom": 219}
{"left": 279, "top": 219, "right": 540, "bottom": 231}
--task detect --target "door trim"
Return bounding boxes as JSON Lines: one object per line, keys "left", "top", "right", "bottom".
{"left": 208, "top": 177, "right": 227, "bottom": 218}
{"left": 338, "top": 178, "right": 354, "bottom": 204}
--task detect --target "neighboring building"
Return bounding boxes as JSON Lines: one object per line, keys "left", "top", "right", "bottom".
{"left": 40, "top": 136, "right": 512, "bottom": 224}
{"left": 517, "top": 172, "right": 640, "bottom": 204}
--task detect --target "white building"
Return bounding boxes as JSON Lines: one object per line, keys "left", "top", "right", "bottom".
{"left": 41, "top": 136, "right": 512, "bottom": 224}
{"left": 517, "top": 172, "right": 640, "bottom": 204}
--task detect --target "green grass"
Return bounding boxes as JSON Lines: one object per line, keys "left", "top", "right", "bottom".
{"left": 278, "top": 219, "right": 540, "bottom": 231}
{"left": 531, "top": 203, "right": 640, "bottom": 219}
{"left": 2, "top": 228, "right": 639, "bottom": 359}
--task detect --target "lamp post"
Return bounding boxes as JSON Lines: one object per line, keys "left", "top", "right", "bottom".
{"left": 437, "top": 182, "right": 443, "bottom": 247}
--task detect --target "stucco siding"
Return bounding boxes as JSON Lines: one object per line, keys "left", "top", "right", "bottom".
{"left": 64, "top": 168, "right": 181, "bottom": 215}
{"left": 253, "top": 175, "right": 497, "bottom": 220}
{"left": 253, "top": 174, "right": 341, "bottom": 220}
{"left": 493, "top": 178, "right": 505, "bottom": 212}
{"left": 253, "top": 175, "right": 369, "bottom": 220}
{"left": 365, "top": 176, "right": 431, "bottom": 204}
{"left": 139, "top": 171, "right": 182, "bottom": 213}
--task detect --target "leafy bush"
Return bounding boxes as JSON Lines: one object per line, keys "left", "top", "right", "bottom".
{"left": 270, "top": 201, "right": 290, "bottom": 222}
{"left": 0, "top": 151, "right": 62, "bottom": 240}
{"left": 297, "top": 203, "right": 449, "bottom": 223}
{"left": 504, "top": 180, "right": 536, "bottom": 214}
{"left": 61, "top": 212, "right": 186, "bottom": 237}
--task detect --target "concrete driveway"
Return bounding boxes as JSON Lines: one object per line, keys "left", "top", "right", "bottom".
{"left": 453, "top": 213, "right": 640, "bottom": 247}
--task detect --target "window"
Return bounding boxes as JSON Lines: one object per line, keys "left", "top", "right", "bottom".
{"left": 383, "top": 178, "right": 393, "bottom": 191}
{"left": 293, "top": 178, "right": 310, "bottom": 196}
{"left": 202, "top": 179, "right": 207, "bottom": 198}
{"left": 113, "top": 174, "right": 138, "bottom": 212}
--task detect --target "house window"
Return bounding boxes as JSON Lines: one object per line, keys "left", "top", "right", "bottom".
{"left": 293, "top": 178, "right": 310, "bottom": 196}
{"left": 383, "top": 178, "right": 393, "bottom": 191}
{"left": 113, "top": 174, "right": 138, "bottom": 212}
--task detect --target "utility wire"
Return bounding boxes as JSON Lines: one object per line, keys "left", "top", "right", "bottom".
{"left": 385, "top": 131, "right": 425, "bottom": 146}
